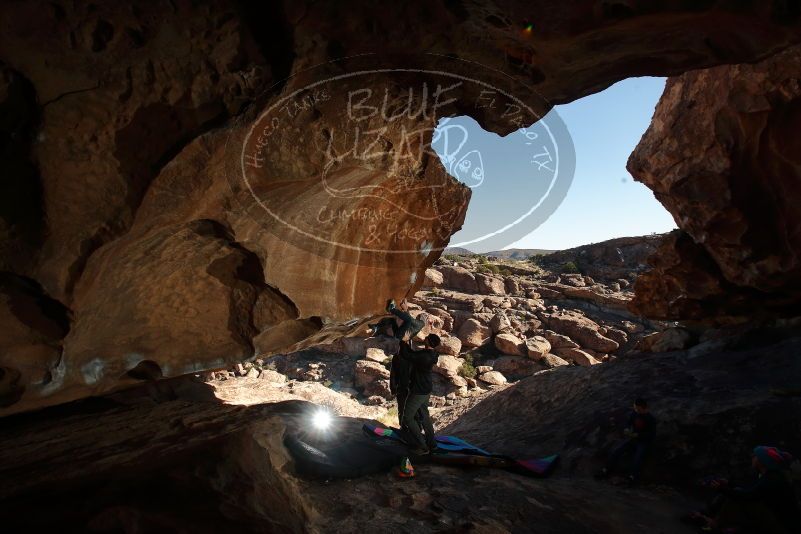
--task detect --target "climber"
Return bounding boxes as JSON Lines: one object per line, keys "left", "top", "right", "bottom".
{"left": 397, "top": 329, "right": 441, "bottom": 455}
{"left": 595, "top": 397, "right": 656, "bottom": 483}
{"left": 369, "top": 298, "right": 425, "bottom": 340}
{"left": 682, "top": 446, "right": 801, "bottom": 534}
{"left": 387, "top": 298, "right": 425, "bottom": 425}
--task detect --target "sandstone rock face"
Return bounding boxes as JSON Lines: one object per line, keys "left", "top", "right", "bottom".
{"left": 1, "top": 1, "right": 800, "bottom": 413}
{"left": 629, "top": 45, "right": 801, "bottom": 321}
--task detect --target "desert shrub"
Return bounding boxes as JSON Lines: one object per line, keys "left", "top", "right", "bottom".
{"left": 498, "top": 267, "right": 512, "bottom": 276}
{"left": 528, "top": 254, "right": 545, "bottom": 265}
{"left": 458, "top": 354, "right": 477, "bottom": 379}
{"left": 488, "top": 264, "right": 500, "bottom": 274}
{"left": 560, "top": 261, "right": 581, "bottom": 274}
{"left": 430, "top": 288, "right": 441, "bottom": 296}
{"left": 477, "top": 255, "right": 488, "bottom": 264}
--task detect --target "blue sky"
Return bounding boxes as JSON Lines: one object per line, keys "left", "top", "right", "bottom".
{"left": 434, "top": 76, "right": 676, "bottom": 252}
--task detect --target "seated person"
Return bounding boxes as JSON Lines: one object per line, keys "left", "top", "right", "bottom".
{"left": 596, "top": 397, "right": 656, "bottom": 483}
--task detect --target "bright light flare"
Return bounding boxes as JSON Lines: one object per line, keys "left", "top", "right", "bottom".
{"left": 311, "top": 409, "right": 332, "bottom": 430}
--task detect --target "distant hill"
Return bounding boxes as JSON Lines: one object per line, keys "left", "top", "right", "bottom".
{"left": 443, "top": 247, "right": 476, "bottom": 256}
{"left": 484, "top": 248, "right": 554, "bottom": 260}
{"left": 443, "top": 247, "right": 554, "bottom": 259}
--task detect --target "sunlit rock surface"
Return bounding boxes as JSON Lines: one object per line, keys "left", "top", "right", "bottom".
{"left": 1, "top": 0, "right": 800, "bottom": 413}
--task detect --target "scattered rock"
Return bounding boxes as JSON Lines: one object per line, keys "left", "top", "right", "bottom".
{"left": 504, "top": 277, "right": 521, "bottom": 295}
{"left": 434, "top": 335, "right": 462, "bottom": 356}
{"left": 422, "top": 268, "right": 444, "bottom": 288}
{"left": 539, "top": 330, "right": 580, "bottom": 350}
{"left": 434, "top": 355, "right": 462, "bottom": 378}
{"left": 438, "top": 266, "right": 478, "bottom": 293}
{"left": 540, "top": 353, "right": 570, "bottom": 368}
{"left": 456, "top": 318, "right": 491, "bottom": 349}
{"left": 426, "top": 308, "right": 454, "bottom": 331}
{"left": 489, "top": 312, "right": 512, "bottom": 334}
{"left": 552, "top": 347, "right": 601, "bottom": 367}
{"left": 478, "top": 370, "right": 507, "bottom": 385}
{"left": 491, "top": 356, "right": 540, "bottom": 377}
{"left": 365, "top": 395, "right": 386, "bottom": 406}
{"left": 543, "top": 312, "right": 619, "bottom": 353}
{"left": 259, "top": 369, "right": 286, "bottom": 383}
{"left": 364, "top": 347, "right": 388, "bottom": 362}
{"left": 494, "top": 333, "right": 525, "bottom": 356}
{"left": 639, "top": 327, "right": 693, "bottom": 352}
{"left": 354, "top": 360, "right": 390, "bottom": 388}
{"left": 525, "top": 336, "right": 552, "bottom": 360}
{"left": 245, "top": 367, "right": 259, "bottom": 379}
{"left": 475, "top": 274, "right": 506, "bottom": 296}
{"left": 363, "top": 379, "right": 392, "bottom": 399}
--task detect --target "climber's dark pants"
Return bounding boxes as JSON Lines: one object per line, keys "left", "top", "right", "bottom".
{"left": 606, "top": 439, "right": 649, "bottom": 478}
{"left": 390, "top": 308, "right": 424, "bottom": 340}
{"left": 399, "top": 394, "right": 435, "bottom": 451}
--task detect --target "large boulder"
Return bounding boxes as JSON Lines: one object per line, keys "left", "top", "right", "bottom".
{"left": 638, "top": 328, "right": 694, "bottom": 353}
{"left": 504, "top": 277, "right": 521, "bottom": 296}
{"left": 435, "top": 335, "right": 462, "bottom": 357}
{"left": 426, "top": 308, "right": 454, "bottom": 332}
{"left": 422, "top": 268, "right": 444, "bottom": 289}
{"left": 491, "top": 356, "right": 540, "bottom": 378}
{"left": 525, "top": 336, "right": 552, "bottom": 360}
{"left": 438, "top": 266, "right": 478, "bottom": 293}
{"left": 540, "top": 353, "right": 571, "bottom": 369}
{"left": 539, "top": 330, "right": 580, "bottom": 350}
{"left": 434, "top": 355, "right": 463, "bottom": 379}
{"left": 553, "top": 348, "right": 601, "bottom": 367}
{"left": 494, "top": 333, "right": 526, "bottom": 356}
{"left": 456, "top": 319, "right": 491, "bottom": 349}
{"left": 354, "top": 360, "right": 390, "bottom": 389}
{"left": 542, "top": 312, "right": 619, "bottom": 353}
{"left": 475, "top": 274, "right": 506, "bottom": 296}
{"left": 489, "top": 312, "right": 512, "bottom": 335}
{"left": 478, "top": 370, "right": 507, "bottom": 386}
